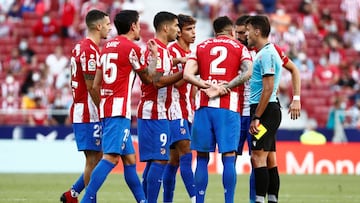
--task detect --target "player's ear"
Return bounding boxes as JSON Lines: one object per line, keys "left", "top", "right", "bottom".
{"left": 131, "top": 22, "right": 136, "bottom": 31}
{"left": 163, "top": 23, "right": 169, "bottom": 33}
{"left": 95, "top": 22, "right": 101, "bottom": 31}
{"left": 230, "top": 28, "right": 235, "bottom": 38}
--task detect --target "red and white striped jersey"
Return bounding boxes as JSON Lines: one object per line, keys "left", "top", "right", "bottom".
{"left": 98, "top": 36, "right": 146, "bottom": 119}
{"left": 137, "top": 38, "right": 173, "bottom": 120}
{"left": 70, "top": 38, "right": 100, "bottom": 123}
{"left": 238, "top": 44, "right": 289, "bottom": 116}
{"left": 168, "top": 42, "right": 194, "bottom": 121}
{"left": 189, "top": 35, "right": 251, "bottom": 112}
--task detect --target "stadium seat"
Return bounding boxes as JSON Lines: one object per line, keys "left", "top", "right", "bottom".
{"left": 1, "top": 45, "right": 15, "bottom": 56}
{"left": 312, "top": 106, "right": 331, "bottom": 128}
{"left": 301, "top": 88, "right": 313, "bottom": 97}
{"left": 345, "top": 49, "right": 359, "bottom": 62}
{"left": 140, "top": 22, "right": 150, "bottom": 31}
{"left": 4, "top": 114, "right": 26, "bottom": 125}
{"left": 100, "top": 0, "right": 114, "bottom": 5}
{"left": 326, "top": 2, "right": 341, "bottom": 13}
{"left": 316, "top": 115, "right": 329, "bottom": 128}
{"left": 302, "top": 97, "right": 328, "bottom": 112}
{"left": 42, "top": 37, "right": 62, "bottom": 45}
{"left": 306, "top": 47, "right": 317, "bottom": 57}
{"left": 31, "top": 44, "right": 51, "bottom": 55}
{"left": 240, "top": 0, "right": 255, "bottom": 12}
{"left": 37, "top": 53, "right": 49, "bottom": 63}
{"left": 0, "top": 36, "right": 17, "bottom": 45}
{"left": 12, "top": 26, "right": 33, "bottom": 38}
{"left": 141, "top": 30, "right": 155, "bottom": 42}
{"left": 284, "top": 4, "right": 297, "bottom": 12}
{"left": 22, "top": 11, "right": 40, "bottom": 20}
{"left": 313, "top": 89, "right": 334, "bottom": 98}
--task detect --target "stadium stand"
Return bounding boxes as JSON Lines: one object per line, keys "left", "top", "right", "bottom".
{"left": 0, "top": 0, "right": 359, "bottom": 129}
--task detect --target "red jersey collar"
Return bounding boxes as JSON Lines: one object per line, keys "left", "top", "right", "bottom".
{"left": 154, "top": 38, "right": 167, "bottom": 49}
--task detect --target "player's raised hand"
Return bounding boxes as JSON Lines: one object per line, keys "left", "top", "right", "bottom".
{"left": 147, "top": 39, "right": 158, "bottom": 56}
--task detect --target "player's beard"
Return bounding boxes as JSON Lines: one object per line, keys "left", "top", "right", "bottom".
{"left": 238, "top": 38, "right": 248, "bottom": 47}
{"left": 169, "top": 36, "right": 176, "bottom": 42}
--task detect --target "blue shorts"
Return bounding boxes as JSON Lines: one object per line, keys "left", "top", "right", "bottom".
{"left": 191, "top": 107, "right": 240, "bottom": 153}
{"left": 101, "top": 117, "right": 134, "bottom": 155}
{"left": 137, "top": 119, "right": 170, "bottom": 162}
{"left": 237, "top": 116, "right": 252, "bottom": 155}
{"left": 169, "top": 119, "right": 191, "bottom": 147}
{"left": 73, "top": 122, "right": 102, "bottom": 151}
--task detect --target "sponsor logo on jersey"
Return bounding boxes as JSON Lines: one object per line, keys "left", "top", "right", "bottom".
{"left": 88, "top": 59, "right": 96, "bottom": 71}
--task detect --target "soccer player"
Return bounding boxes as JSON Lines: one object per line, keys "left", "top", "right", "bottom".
{"left": 137, "top": 11, "right": 183, "bottom": 203}
{"left": 80, "top": 10, "right": 159, "bottom": 203}
{"left": 234, "top": 15, "right": 256, "bottom": 203}
{"left": 60, "top": 9, "right": 111, "bottom": 203}
{"left": 183, "top": 16, "right": 252, "bottom": 203}
{"left": 163, "top": 14, "right": 196, "bottom": 203}
{"left": 235, "top": 15, "right": 301, "bottom": 203}
{"left": 246, "top": 15, "right": 300, "bottom": 203}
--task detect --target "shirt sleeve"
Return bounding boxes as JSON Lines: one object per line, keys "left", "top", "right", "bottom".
{"left": 260, "top": 49, "right": 277, "bottom": 76}
{"left": 130, "top": 46, "right": 146, "bottom": 72}
{"left": 81, "top": 45, "right": 98, "bottom": 75}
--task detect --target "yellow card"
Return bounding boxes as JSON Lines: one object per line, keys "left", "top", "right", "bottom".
{"left": 254, "top": 124, "right": 267, "bottom": 140}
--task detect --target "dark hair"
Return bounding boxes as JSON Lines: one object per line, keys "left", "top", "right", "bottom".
{"left": 114, "top": 10, "right": 139, "bottom": 35}
{"left": 213, "top": 16, "right": 233, "bottom": 34}
{"left": 245, "top": 15, "right": 271, "bottom": 37}
{"left": 153, "top": 11, "right": 178, "bottom": 32}
{"left": 85, "top": 9, "right": 108, "bottom": 30}
{"left": 178, "top": 14, "right": 196, "bottom": 31}
{"left": 235, "top": 15, "right": 250, "bottom": 26}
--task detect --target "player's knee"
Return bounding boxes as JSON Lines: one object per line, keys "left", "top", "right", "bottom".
{"left": 103, "top": 154, "right": 120, "bottom": 165}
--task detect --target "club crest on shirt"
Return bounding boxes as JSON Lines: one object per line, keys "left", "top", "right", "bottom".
{"left": 180, "top": 127, "right": 186, "bottom": 135}
{"left": 95, "top": 138, "right": 101, "bottom": 146}
{"left": 160, "top": 147, "right": 166, "bottom": 155}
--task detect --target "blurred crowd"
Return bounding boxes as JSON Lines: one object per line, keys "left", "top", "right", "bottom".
{"left": 0, "top": 0, "right": 360, "bottom": 129}
{"left": 187, "top": 0, "right": 360, "bottom": 129}
{"left": 0, "top": 0, "right": 146, "bottom": 126}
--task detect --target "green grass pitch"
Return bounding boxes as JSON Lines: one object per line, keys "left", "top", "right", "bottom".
{"left": 0, "top": 173, "right": 359, "bottom": 202}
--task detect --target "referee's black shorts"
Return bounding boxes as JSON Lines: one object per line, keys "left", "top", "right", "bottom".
{"left": 250, "top": 102, "right": 281, "bottom": 151}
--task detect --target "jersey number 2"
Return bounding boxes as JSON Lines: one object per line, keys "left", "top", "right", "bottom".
{"left": 210, "top": 46, "right": 227, "bottom": 75}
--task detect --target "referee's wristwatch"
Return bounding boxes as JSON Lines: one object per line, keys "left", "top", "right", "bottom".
{"left": 252, "top": 114, "right": 261, "bottom": 121}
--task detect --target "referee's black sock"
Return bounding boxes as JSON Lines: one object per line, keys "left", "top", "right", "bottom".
{"left": 254, "top": 167, "right": 268, "bottom": 203}
{"left": 267, "top": 167, "right": 280, "bottom": 203}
